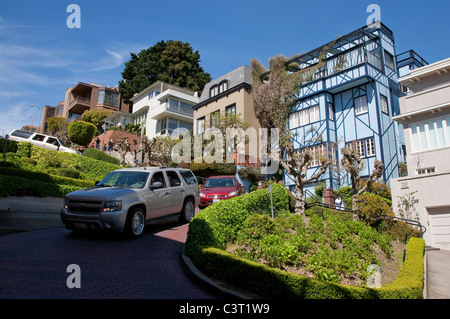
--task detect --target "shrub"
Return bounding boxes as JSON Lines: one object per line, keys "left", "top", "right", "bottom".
{"left": 57, "top": 168, "right": 81, "bottom": 179}
{"left": 185, "top": 183, "right": 289, "bottom": 257}
{"left": 185, "top": 184, "right": 425, "bottom": 299}
{"left": 30, "top": 146, "right": 119, "bottom": 181}
{"left": 16, "top": 142, "right": 33, "bottom": 158}
{"left": 0, "top": 174, "right": 84, "bottom": 198}
{"left": 83, "top": 147, "right": 120, "bottom": 165}
{"left": 356, "top": 193, "right": 394, "bottom": 225}
{"left": 68, "top": 121, "right": 96, "bottom": 146}
{"left": 0, "top": 139, "right": 18, "bottom": 153}
{"left": 194, "top": 237, "right": 424, "bottom": 299}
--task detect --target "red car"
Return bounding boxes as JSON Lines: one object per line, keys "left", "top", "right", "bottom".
{"left": 199, "top": 176, "right": 241, "bottom": 208}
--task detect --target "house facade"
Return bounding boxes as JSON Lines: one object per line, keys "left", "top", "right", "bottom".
{"left": 63, "top": 82, "right": 130, "bottom": 123}
{"left": 391, "top": 57, "right": 450, "bottom": 250}
{"left": 193, "top": 65, "right": 260, "bottom": 165}
{"left": 283, "top": 23, "right": 426, "bottom": 194}
{"left": 128, "top": 81, "right": 199, "bottom": 139}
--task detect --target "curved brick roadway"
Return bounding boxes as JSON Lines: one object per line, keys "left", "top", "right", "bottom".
{"left": 0, "top": 216, "right": 215, "bottom": 299}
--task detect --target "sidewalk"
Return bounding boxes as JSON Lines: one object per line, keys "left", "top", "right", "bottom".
{"left": 426, "top": 248, "right": 450, "bottom": 299}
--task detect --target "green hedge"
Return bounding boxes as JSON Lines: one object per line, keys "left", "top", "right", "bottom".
{"left": 185, "top": 185, "right": 426, "bottom": 299}
{"left": 83, "top": 147, "right": 120, "bottom": 166}
{"left": 0, "top": 167, "right": 94, "bottom": 188}
{"left": 29, "top": 146, "right": 120, "bottom": 181}
{"left": 185, "top": 184, "right": 289, "bottom": 257}
{"left": 0, "top": 175, "right": 84, "bottom": 198}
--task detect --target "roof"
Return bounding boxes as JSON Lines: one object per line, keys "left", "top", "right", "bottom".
{"left": 196, "top": 65, "right": 252, "bottom": 107}
{"left": 399, "top": 57, "right": 450, "bottom": 85}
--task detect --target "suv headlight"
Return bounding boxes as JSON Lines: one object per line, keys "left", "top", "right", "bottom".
{"left": 102, "top": 200, "right": 122, "bottom": 212}
{"left": 200, "top": 192, "right": 206, "bottom": 197}
{"left": 228, "top": 190, "right": 238, "bottom": 197}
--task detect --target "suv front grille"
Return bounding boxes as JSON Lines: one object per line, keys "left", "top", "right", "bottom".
{"left": 67, "top": 200, "right": 102, "bottom": 214}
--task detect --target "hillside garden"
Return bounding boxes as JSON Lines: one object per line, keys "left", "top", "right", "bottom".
{"left": 185, "top": 184, "right": 425, "bottom": 299}
{"left": 0, "top": 140, "right": 120, "bottom": 198}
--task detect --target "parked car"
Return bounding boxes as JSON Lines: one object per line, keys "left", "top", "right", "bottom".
{"left": 7, "top": 129, "right": 79, "bottom": 154}
{"left": 61, "top": 167, "right": 200, "bottom": 238}
{"left": 199, "top": 175, "right": 241, "bottom": 208}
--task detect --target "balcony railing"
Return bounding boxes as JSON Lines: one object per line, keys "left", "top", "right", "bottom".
{"left": 309, "top": 47, "right": 382, "bottom": 82}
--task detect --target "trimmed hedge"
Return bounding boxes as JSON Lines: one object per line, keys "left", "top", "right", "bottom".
{"left": 83, "top": 147, "right": 120, "bottom": 165}
{"left": 29, "top": 146, "right": 120, "bottom": 181}
{"left": 185, "top": 184, "right": 290, "bottom": 257}
{"left": 0, "top": 167, "right": 94, "bottom": 188}
{"left": 185, "top": 185, "right": 426, "bottom": 299}
{"left": 0, "top": 175, "right": 83, "bottom": 198}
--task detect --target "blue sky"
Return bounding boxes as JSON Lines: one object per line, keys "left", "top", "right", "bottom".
{"left": 0, "top": 0, "right": 449, "bottom": 136}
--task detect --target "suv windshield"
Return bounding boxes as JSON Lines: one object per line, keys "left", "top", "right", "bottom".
{"left": 204, "top": 178, "right": 235, "bottom": 188}
{"left": 97, "top": 171, "right": 150, "bottom": 189}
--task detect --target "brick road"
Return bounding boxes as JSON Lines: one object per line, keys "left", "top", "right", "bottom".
{"left": 0, "top": 216, "right": 216, "bottom": 299}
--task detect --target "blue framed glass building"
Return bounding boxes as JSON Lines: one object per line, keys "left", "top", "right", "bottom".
{"left": 284, "top": 23, "right": 427, "bottom": 193}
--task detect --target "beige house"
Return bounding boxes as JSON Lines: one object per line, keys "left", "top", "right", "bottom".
{"left": 391, "top": 57, "right": 450, "bottom": 250}
{"left": 193, "top": 65, "right": 260, "bottom": 164}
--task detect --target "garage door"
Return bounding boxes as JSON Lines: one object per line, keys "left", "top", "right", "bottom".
{"left": 428, "top": 207, "right": 450, "bottom": 250}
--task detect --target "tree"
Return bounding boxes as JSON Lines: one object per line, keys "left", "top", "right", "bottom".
{"left": 81, "top": 109, "right": 114, "bottom": 133}
{"left": 47, "top": 117, "right": 69, "bottom": 144}
{"left": 118, "top": 40, "right": 212, "bottom": 103}
{"left": 340, "top": 146, "right": 384, "bottom": 220}
{"left": 68, "top": 121, "right": 96, "bottom": 147}
{"left": 251, "top": 54, "right": 332, "bottom": 215}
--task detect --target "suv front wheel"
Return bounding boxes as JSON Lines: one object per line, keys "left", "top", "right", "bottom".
{"left": 124, "top": 207, "right": 146, "bottom": 238}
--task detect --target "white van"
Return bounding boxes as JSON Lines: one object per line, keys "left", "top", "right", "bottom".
{"left": 7, "top": 129, "right": 79, "bottom": 154}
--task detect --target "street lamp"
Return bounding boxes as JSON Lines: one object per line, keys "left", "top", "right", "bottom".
{"left": 30, "top": 105, "right": 42, "bottom": 133}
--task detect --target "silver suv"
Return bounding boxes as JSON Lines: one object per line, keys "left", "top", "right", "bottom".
{"left": 61, "top": 167, "right": 199, "bottom": 238}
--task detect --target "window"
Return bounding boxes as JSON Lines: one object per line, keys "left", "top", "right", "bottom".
{"left": 417, "top": 167, "right": 435, "bottom": 175}
{"left": 180, "top": 170, "right": 197, "bottom": 185}
{"left": 99, "top": 90, "right": 119, "bottom": 106}
{"left": 384, "top": 50, "right": 395, "bottom": 70}
{"left": 157, "top": 118, "right": 167, "bottom": 134}
{"left": 166, "top": 171, "right": 182, "bottom": 187}
{"left": 46, "top": 137, "right": 60, "bottom": 147}
{"left": 289, "top": 112, "right": 299, "bottom": 129}
{"left": 347, "top": 138, "right": 375, "bottom": 158}
{"left": 197, "top": 117, "right": 205, "bottom": 134}
{"left": 148, "top": 90, "right": 160, "bottom": 99}
{"left": 354, "top": 96, "right": 368, "bottom": 115}
{"left": 210, "top": 110, "right": 220, "bottom": 128}
{"left": 365, "top": 138, "right": 375, "bottom": 157}
{"left": 219, "top": 81, "right": 228, "bottom": 93}
{"left": 410, "top": 117, "right": 450, "bottom": 153}
{"left": 299, "top": 109, "right": 309, "bottom": 126}
{"left": 309, "top": 105, "right": 320, "bottom": 123}
{"left": 309, "top": 144, "right": 326, "bottom": 167}
{"left": 10, "top": 130, "right": 33, "bottom": 138}
{"left": 380, "top": 95, "right": 389, "bottom": 114}
{"left": 210, "top": 85, "right": 218, "bottom": 98}
{"left": 328, "top": 103, "right": 334, "bottom": 120}
{"left": 32, "top": 134, "right": 45, "bottom": 142}
{"left": 150, "top": 172, "right": 167, "bottom": 188}
{"left": 293, "top": 105, "right": 320, "bottom": 128}
{"left": 225, "top": 104, "right": 236, "bottom": 116}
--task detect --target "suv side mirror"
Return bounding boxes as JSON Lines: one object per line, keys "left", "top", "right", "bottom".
{"left": 149, "top": 182, "right": 164, "bottom": 190}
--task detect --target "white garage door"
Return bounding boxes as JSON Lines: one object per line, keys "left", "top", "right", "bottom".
{"left": 428, "top": 207, "right": 450, "bottom": 250}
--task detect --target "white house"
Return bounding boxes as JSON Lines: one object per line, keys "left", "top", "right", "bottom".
{"left": 391, "top": 57, "right": 450, "bottom": 250}
{"left": 129, "top": 81, "right": 199, "bottom": 139}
